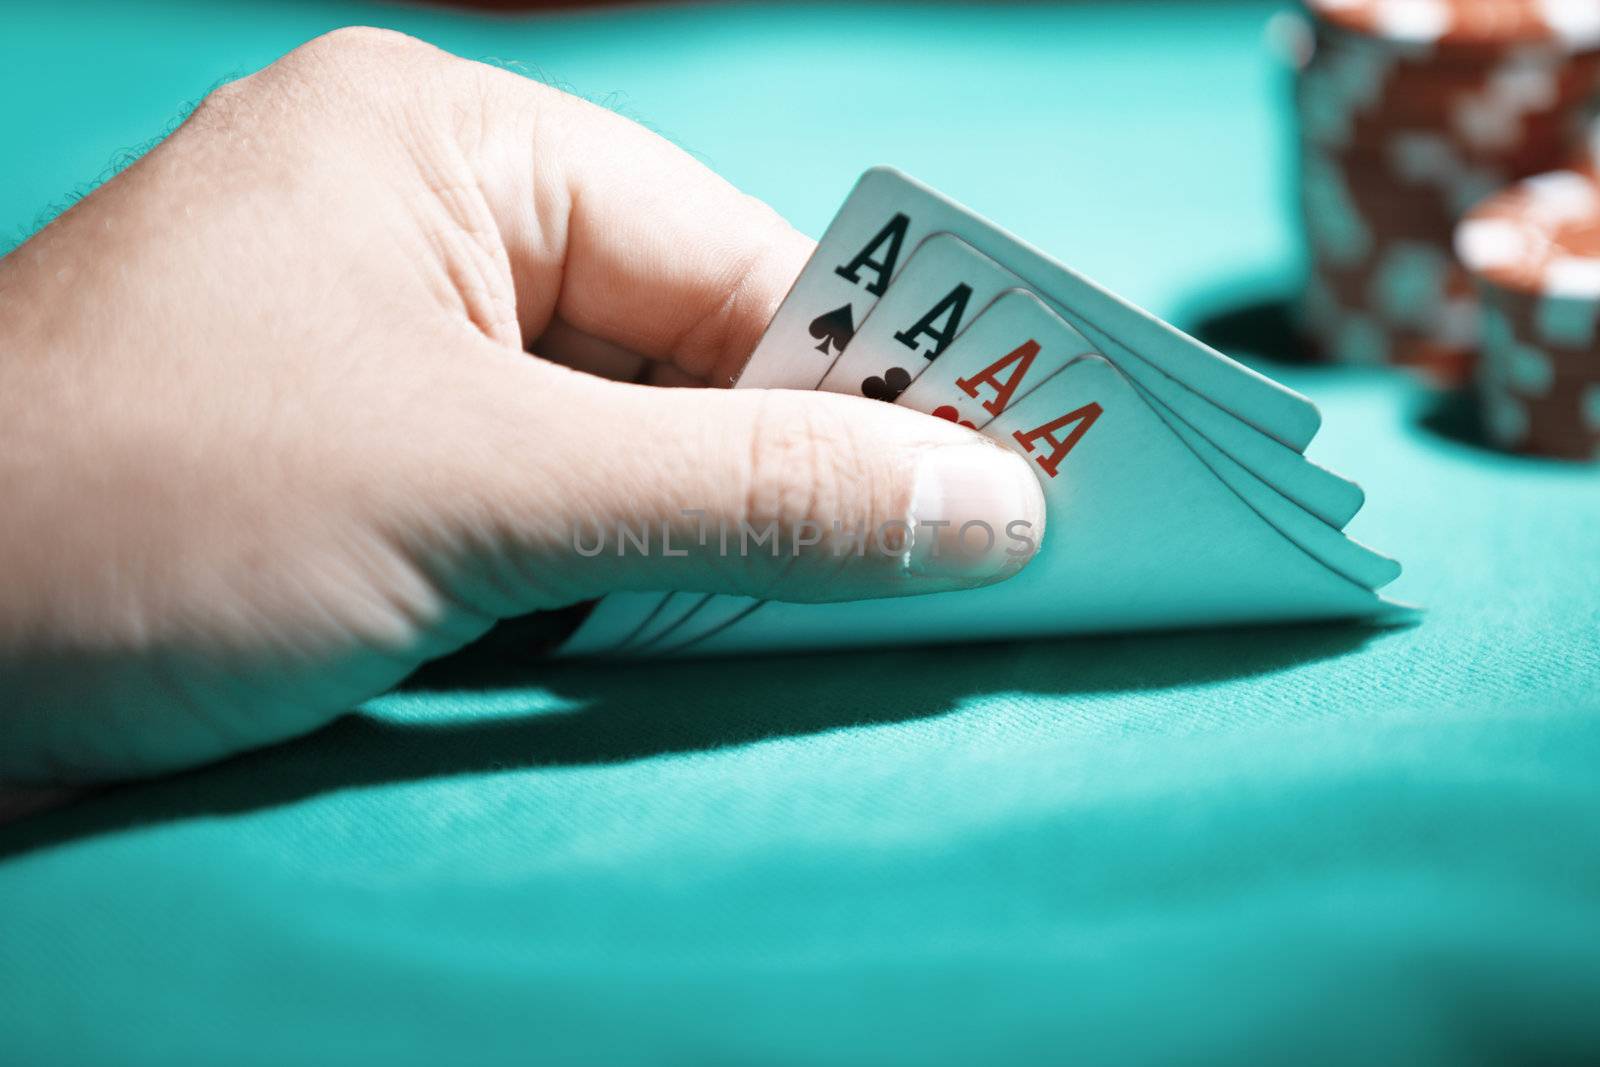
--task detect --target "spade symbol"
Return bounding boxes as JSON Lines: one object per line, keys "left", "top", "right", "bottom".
{"left": 808, "top": 304, "right": 856, "bottom": 356}
{"left": 861, "top": 367, "right": 912, "bottom": 402}
{"left": 932, "top": 404, "right": 977, "bottom": 429}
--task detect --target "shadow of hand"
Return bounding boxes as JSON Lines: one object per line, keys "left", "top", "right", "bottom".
{"left": 0, "top": 621, "right": 1388, "bottom": 861}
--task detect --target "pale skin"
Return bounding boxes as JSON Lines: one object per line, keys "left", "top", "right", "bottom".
{"left": 0, "top": 28, "right": 1043, "bottom": 787}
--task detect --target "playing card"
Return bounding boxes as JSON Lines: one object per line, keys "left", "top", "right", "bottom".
{"left": 734, "top": 166, "right": 1323, "bottom": 452}
{"left": 824, "top": 232, "right": 1364, "bottom": 529}
{"left": 650, "top": 355, "right": 1401, "bottom": 657}
{"left": 894, "top": 288, "right": 1095, "bottom": 430}
{"left": 812, "top": 232, "right": 1021, "bottom": 402}
{"left": 556, "top": 592, "right": 672, "bottom": 655}
{"left": 607, "top": 590, "right": 706, "bottom": 653}
{"left": 895, "top": 290, "right": 1399, "bottom": 590}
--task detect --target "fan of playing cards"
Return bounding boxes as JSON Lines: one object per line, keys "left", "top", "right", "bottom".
{"left": 561, "top": 167, "right": 1407, "bottom": 656}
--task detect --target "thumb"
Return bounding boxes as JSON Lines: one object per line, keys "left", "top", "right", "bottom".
{"left": 457, "top": 362, "right": 1048, "bottom": 610}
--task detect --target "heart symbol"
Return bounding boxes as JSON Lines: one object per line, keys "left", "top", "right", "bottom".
{"left": 933, "top": 404, "right": 977, "bottom": 429}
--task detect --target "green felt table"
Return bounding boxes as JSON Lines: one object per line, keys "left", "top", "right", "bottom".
{"left": 3, "top": 2, "right": 1599, "bottom": 1064}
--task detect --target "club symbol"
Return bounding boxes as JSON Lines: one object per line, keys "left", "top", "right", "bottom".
{"left": 932, "top": 404, "right": 977, "bottom": 429}
{"left": 861, "top": 367, "right": 912, "bottom": 402}
{"left": 807, "top": 304, "right": 856, "bottom": 356}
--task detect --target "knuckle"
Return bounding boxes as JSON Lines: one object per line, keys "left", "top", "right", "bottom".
{"left": 189, "top": 28, "right": 470, "bottom": 150}
{"left": 253, "top": 27, "right": 446, "bottom": 109}
{"left": 288, "top": 25, "right": 433, "bottom": 67}
{"left": 741, "top": 398, "right": 866, "bottom": 536}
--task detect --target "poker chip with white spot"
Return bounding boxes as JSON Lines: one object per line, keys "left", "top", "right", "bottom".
{"left": 1455, "top": 167, "right": 1600, "bottom": 458}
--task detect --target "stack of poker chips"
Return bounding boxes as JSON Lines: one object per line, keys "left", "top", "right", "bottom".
{"left": 1455, "top": 167, "right": 1600, "bottom": 459}
{"left": 1291, "top": 0, "right": 1600, "bottom": 386}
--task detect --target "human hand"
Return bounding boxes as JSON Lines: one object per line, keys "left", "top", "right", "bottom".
{"left": 0, "top": 28, "right": 1044, "bottom": 784}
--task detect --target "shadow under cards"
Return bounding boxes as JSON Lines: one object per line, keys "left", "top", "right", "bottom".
{"left": 0, "top": 618, "right": 1397, "bottom": 861}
